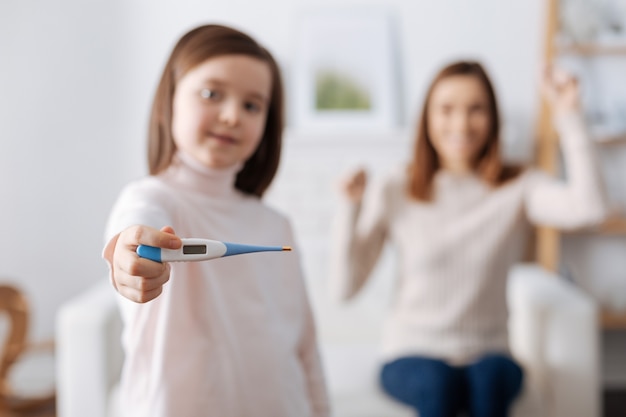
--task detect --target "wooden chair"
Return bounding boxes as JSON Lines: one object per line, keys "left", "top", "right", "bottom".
{"left": 0, "top": 285, "right": 55, "bottom": 416}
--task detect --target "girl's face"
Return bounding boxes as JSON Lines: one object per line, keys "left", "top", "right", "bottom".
{"left": 427, "top": 75, "right": 491, "bottom": 172}
{"left": 171, "top": 54, "right": 272, "bottom": 170}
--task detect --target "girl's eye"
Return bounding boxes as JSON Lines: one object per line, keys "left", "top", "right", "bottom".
{"left": 244, "top": 102, "right": 262, "bottom": 113}
{"left": 469, "top": 104, "right": 487, "bottom": 114}
{"left": 440, "top": 105, "right": 452, "bottom": 116}
{"left": 200, "top": 89, "right": 219, "bottom": 100}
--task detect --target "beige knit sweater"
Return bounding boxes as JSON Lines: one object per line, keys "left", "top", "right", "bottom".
{"left": 331, "top": 113, "right": 608, "bottom": 365}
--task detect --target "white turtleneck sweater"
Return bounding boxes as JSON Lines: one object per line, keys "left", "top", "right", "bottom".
{"left": 331, "top": 113, "right": 608, "bottom": 365}
{"left": 103, "top": 152, "right": 329, "bottom": 417}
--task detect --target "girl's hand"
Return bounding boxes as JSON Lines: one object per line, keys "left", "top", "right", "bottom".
{"left": 112, "top": 225, "right": 182, "bottom": 303}
{"left": 339, "top": 168, "right": 367, "bottom": 203}
{"left": 542, "top": 66, "right": 582, "bottom": 117}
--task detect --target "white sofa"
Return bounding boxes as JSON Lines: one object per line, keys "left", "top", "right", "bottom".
{"left": 56, "top": 264, "right": 601, "bottom": 417}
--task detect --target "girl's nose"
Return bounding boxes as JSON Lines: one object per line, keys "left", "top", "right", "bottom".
{"left": 451, "top": 111, "right": 470, "bottom": 133}
{"left": 219, "top": 100, "right": 240, "bottom": 127}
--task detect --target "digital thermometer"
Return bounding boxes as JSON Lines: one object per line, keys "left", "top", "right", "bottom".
{"left": 136, "top": 238, "right": 291, "bottom": 263}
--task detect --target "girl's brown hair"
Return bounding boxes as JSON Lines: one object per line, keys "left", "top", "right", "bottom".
{"left": 147, "top": 24, "right": 284, "bottom": 197}
{"left": 407, "top": 61, "right": 522, "bottom": 201}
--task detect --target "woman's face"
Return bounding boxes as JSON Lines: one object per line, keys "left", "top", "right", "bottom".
{"left": 427, "top": 75, "right": 492, "bottom": 172}
{"left": 171, "top": 54, "right": 272, "bottom": 170}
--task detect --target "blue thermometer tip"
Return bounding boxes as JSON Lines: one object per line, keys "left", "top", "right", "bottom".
{"left": 223, "top": 242, "right": 292, "bottom": 257}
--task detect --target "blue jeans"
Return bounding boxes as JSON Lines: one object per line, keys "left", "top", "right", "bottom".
{"left": 380, "top": 354, "right": 523, "bottom": 417}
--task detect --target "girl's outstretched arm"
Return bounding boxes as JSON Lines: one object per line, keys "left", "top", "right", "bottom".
{"left": 103, "top": 225, "right": 181, "bottom": 303}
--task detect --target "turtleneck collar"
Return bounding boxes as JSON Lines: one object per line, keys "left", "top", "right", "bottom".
{"left": 159, "top": 151, "right": 242, "bottom": 198}
{"left": 435, "top": 168, "right": 480, "bottom": 183}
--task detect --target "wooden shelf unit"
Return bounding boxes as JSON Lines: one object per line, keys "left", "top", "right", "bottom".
{"left": 535, "top": 0, "right": 561, "bottom": 272}
{"left": 539, "top": 0, "right": 626, "bottom": 331}
{"left": 599, "top": 216, "right": 626, "bottom": 235}
{"left": 557, "top": 43, "right": 626, "bottom": 56}
{"left": 565, "top": 215, "right": 626, "bottom": 236}
{"left": 601, "top": 309, "right": 626, "bottom": 330}
{"left": 595, "top": 134, "right": 626, "bottom": 146}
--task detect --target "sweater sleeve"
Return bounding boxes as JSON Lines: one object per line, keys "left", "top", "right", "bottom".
{"left": 298, "top": 294, "right": 331, "bottom": 417}
{"left": 330, "top": 174, "right": 391, "bottom": 301}
{"left": 285, "top": 224, "right": 330, "bottom": 417}
{"left": 102, "top": 180, "right": 174, "bottom": 288}
{"left": 523, "top": 111, "right": 609, "bottom": 230}
{"left": 104, "top": 180, "right": 175, "bottom": 243}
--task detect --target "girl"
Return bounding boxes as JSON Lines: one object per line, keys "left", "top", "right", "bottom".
{"left": 331, "top": 61, "right": 607, "bottom": 417}
{"left": 103, "top": 24, "right": 329, "bottom": 417}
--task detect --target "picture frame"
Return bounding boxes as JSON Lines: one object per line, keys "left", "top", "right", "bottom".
{"left": 290, "top": 8, "right": 399, "bottom": 133}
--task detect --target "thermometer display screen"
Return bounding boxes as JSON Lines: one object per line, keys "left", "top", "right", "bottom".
{"left": 183, "top": 245, "right": 207, "bottom": 255}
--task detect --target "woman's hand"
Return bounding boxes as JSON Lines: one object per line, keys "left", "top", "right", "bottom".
{"left": 542, "top": 66, "right": 582, "bottom": 117}
{"left": 338, "top": 168, "right": 368, "bottom": 203}
{"left": 112, "top": 225, "right": 181, "bottom": 303}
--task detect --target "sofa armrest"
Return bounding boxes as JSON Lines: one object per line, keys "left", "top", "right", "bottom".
{"left": 56, "top": 280, "right": 123, "bottom": 417}
{"left": 508, "top": 263, "right": 600, "bottom": 417}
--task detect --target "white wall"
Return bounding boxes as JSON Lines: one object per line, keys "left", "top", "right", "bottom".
{"left": 0, "top": 0, "right": 133, "bottom": 340}
{"left": 1, "top": 0, "right": 546, "bottom": 341}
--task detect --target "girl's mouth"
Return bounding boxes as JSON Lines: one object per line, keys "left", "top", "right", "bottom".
{"left": 446, "top": 135, "right": 473, "bottom": 148}
{"left": 208, "top": 132, "right": 237, "bottom": 144}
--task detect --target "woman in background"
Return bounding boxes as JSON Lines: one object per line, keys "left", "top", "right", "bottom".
{"left": 331, "top": 61, "right": 607, "bottom": 417}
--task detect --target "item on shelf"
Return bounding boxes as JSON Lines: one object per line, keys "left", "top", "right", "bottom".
{"left": 560, "top": 0, "right": 626, "bottom": 44}
{"left": 560, "top": 0, "right": 603, "bottom": 43}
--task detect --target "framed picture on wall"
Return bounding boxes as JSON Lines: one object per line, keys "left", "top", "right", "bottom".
{"left": 290, "top": 8, "right": 400, "bottom": 132}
